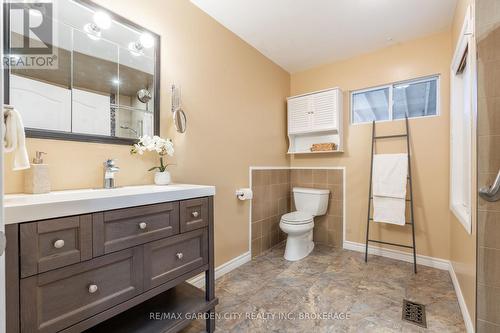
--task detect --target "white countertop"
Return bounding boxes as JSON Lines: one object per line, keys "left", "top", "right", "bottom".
{"left": 5, "top": 184, "right": 216, "bottom": 224}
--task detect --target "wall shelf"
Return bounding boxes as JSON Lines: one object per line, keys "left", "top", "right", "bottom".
{"left": 287, "top": 87, "right": 343, "bottom": 154}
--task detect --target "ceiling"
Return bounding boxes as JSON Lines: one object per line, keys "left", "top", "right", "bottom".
{"left": 191, "top": 0, "right": 458, "bottom": 73}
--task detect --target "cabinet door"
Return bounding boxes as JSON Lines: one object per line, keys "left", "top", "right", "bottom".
{"left": 143, "top": 228, "right": 208, "bottom": 290}
{"left": 20, "top": 247, "right": 143, "bottom": 333}
{"left": 287, "top": 96, "right": 311, "bottom": 134}
{"left": 93, "top": 202, "right": 179, "bottom": 256}
{"left": 20, "top": 215, "right": 93, "bottom": 278}
{"left": 311, "top": 89, "right": 338, "bottom": 131}
{"left": 180, "top": 197, "right": 209, "bottom": 233}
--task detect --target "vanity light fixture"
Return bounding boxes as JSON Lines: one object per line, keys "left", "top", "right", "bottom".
{"left": 84, "top": 23, "right": 101, "bottom": 40}
{"left": 128, "top": 41, "right": 144, "bottom": 56}
{"left": 139, "top": 33, "right": 155, "bottom": 48}
{"left": 93, "top": 11, "right": 111, "bottom": 29}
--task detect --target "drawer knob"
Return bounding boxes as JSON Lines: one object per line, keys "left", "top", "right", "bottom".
{"left": 191, "top": 211, "right": 199, "bottom": 218}
{"left": 176, "top": 252, "right": 183, "bottom": 259}
{"left": 88, "top": 284, "right": 98, "bottom": 294}
{"left": 139, "top": 222, "right": 147, "bottom": 230}
{"left": 53, "top": 239, "right": 65, "bottom": 249}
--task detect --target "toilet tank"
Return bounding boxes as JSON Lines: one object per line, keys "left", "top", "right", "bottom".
{"left": 293, "top": 187, "right": 330, "bottom": 216}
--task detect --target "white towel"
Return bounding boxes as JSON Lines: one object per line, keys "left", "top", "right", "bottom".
{"left": 372, "top": 153, "right": 408, "bottom": 225}
{"left": 3, "top": 107, "right": 30, "bottom": 170}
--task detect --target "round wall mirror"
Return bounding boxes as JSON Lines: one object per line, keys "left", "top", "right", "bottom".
{"left": 173, "top": 108, "right": 187, "bottom": 133}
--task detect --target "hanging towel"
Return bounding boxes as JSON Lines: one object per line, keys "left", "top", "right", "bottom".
{"left": 372, "top": 153, "right": 408, "bottom": 225}
{"left": 3, "top": 107, "right": 30, "bottom": 170}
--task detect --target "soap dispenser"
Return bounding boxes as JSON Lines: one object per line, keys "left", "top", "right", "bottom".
{"left": 24, "top": 151, "right": 51, "bottom": 194}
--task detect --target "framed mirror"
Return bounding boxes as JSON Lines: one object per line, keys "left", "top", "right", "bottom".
{"left": 3, "top": 0, "right": 160, "bottom": 144}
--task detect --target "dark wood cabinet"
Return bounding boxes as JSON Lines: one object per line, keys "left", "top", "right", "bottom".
{"left": 20, "top": 215, "right": 93, "bottom": 278}
{"left": 93, "top": 202, "right": 180, "bottom": 256}
{"left": 21, "top": 247, "right": 143, "bottom": 333}
{"left": 144, "top": 228, "right": 208, "bottom": 289}
{"left": 6, "top": 196, "right": 216, "bottom": 333}
{"left": 180, "top": 197, "right": 209, "bottom": 232}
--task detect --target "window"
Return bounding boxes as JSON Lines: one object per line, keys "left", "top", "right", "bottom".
{"left": 351, "top": 76, "right": 439, "bottom": 124}
{"left": 450, "top": 4, "right": 474, "bottom": 234}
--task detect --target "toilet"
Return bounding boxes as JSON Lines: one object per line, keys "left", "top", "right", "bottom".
{"left": 279, "top": 187, "right": 330, "bottom": 261}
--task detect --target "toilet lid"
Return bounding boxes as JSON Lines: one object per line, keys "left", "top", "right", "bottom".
{"left": 281, "top": 211, "right": 313, "bottom": 224}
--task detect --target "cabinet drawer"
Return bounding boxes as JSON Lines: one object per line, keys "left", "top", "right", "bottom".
{"left": 180, "top": 198, "right": 209, "bottom": 233}
{"left": 20, "top": 215, "right": 92, "bottom": 278}
{"left": 93, "top": 202, "right": 179, "bottom": 256}
{"left": 20, "top": 247, "right": 143, "bottom": 333}
{"left": 144, "top": 228, "right": 208, "bottom": 289}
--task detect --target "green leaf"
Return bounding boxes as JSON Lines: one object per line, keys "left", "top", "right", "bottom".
{"left": 148, "top": 166, "right": 159, "bottom": 172}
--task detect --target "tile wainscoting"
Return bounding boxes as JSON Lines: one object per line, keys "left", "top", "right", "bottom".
{"left": 250, "top": 167, "right": 345, "bottom": 258}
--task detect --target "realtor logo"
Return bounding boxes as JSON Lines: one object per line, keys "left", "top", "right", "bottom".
{"left": 4, "top": 1, "right": 58, "bottom": 69}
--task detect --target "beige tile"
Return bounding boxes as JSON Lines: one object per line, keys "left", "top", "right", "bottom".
{"left": 280, "top": 169, "right": 290, "bottom": 184}
{"left": 251, "top": 238, "right": 261, "bottom": 258}
{"left": 478, "top": 284, "right": 500, "bottom": 324}
{"left": 312, "top": 169, "right": 327, "bottom": 184}
{"left": 477, "top": 319, "right": 500, "bottom": 333}
{"left": 479, "top": 210, "right": 500, "bottom": 248}
{"left": 327, "top": 184, "right": 342, "bottom": 200}
{"left": 327, "top": 169, "right": 342, "bottom": 184}
{"left": 252, "top": 171, "right": 264, "bottom": 186}
{"left": 278, "top": 197, "right": 290, "bottom": 215}
{"left": 270, "top": 170, "right": 281, "bottom": 185}
{"left": 290, "top": 169, "right": 300, "bottom": 184}
{"left": 327, "top": 215, "right": 342, "bottom": 230}
{"left": 478, "top": 247, "right": 500, "bottom": 287}
{"left": 261, "top": 233, "right": 271, "bottom": 252}
{"left": 270, "top": 230, "right": 279, "bottom": 247}
{"left": 185, "top": 245, "right": 464, "bottom": 333}
{"left": 479, "top": 172, "right": 500, "bottom": 212}
{"left": 261, "top": 217, "right": 271, "bottom": 235}
{"left": 299, "top": 169, "right": 313, "bottom": 184}
{"left": 479, "top": 135, "right": 500, "bottom": 174}
{"left": 478, "top": 97, "right": 500, "bottom": 136}
{"left": 329, "top": 199, "right": 343, "bottom": 217}
{"left": 252, "top": 221, "right": 262, "bottom": 241}
{"left": 251, "top": 201, "right": 263, "bottom": 222}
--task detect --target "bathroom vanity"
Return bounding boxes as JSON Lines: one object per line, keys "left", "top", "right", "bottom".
{"left": 4, "top": 185, "right": 217, "bottom": 333}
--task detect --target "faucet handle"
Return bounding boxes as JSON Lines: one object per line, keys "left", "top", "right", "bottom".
{"left": 104, "top": 158, "right": 117, "bottom": 167}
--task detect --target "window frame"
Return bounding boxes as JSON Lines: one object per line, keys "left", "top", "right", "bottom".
{"left": 350, "top": 75, "right": 441, "bottom": 125}
{"left": 449, "top": 4, "right": 475, "bottom": 234}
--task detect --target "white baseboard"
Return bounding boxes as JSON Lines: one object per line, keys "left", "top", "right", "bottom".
{"left": 343, "top": 240, "right": 450, "bottom": 270}
{"left": 343, "top": 240, "right": 474, "bottom": 332}
{"left": 449, "top": 263, "right": 474, "bottom": 333}
{"left": 187, "top": 251, "right": 251, "bottom": 288}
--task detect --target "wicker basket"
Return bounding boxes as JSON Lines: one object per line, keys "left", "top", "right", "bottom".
{"left": 310, "top": 143, "right": 337, "bottom": 152}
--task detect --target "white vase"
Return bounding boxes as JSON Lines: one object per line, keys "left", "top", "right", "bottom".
{"left": 154, "top": 171, "right": 171, "bottom": 185}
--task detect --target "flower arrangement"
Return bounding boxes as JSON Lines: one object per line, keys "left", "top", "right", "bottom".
{"left": 131, "top": 135, "right": 174, "bottom": 172}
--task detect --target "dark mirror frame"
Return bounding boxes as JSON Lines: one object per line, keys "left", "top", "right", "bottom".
{"left": 2, "top": 0, "right": 160, "bottom": 145}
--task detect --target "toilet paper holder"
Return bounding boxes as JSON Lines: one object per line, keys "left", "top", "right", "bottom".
{"left": 235, "top": 188, "right": 253, "bottom": 200}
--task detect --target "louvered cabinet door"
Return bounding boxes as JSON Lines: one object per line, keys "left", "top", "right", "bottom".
{"left": 287, "top": 96, "right": 311, "bottom": 134}
{"left": 311, "top": 89, "right": 338, "bottom": 131}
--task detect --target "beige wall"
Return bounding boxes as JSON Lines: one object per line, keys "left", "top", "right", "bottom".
{"left": 449, "top": 0, "right": 477, "bottom": 325}
{"left": 290, "top": 31, "right": 453, "bottom": 260}
{"left": 4, "top": 0, "right": 290, "bottom": 266}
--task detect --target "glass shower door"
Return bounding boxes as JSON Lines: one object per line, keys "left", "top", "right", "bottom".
{"left": 476, "top": 1, "right": 500, "bottom": 331}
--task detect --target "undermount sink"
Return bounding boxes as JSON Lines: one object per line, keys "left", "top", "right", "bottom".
{"left": 4, "top": 184, "right": 216, "bottom": 224}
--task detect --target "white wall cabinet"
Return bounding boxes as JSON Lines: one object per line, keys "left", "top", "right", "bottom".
{"left": 287, "top": 88, "right": 343, "bottom": 154}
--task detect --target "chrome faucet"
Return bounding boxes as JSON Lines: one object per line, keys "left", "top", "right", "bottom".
{"left": 103, "top": 159, "right": 120, "bottom": 189}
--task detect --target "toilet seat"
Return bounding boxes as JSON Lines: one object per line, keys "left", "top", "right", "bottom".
{"left": 281, "top": 211, "right": 314, "bottom": 225}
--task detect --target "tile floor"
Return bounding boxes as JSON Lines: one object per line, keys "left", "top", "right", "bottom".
{"left": 182, "top": 245, "right": 465, "bottom": 332}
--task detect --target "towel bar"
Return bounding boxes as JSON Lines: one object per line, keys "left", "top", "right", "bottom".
{"left": 364, "top": 115, "right": 418, "bottom": 273}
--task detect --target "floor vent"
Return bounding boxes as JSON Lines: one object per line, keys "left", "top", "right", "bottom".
{"left": 402, "top": 299, "right": 427, "bottom": 328}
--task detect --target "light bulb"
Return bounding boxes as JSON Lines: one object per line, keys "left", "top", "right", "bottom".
{"left": 139, "top": 33, "right": 154, "bottom": 48}
{"left": 93, "top": 11, "right": 111, "bottom": 29}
